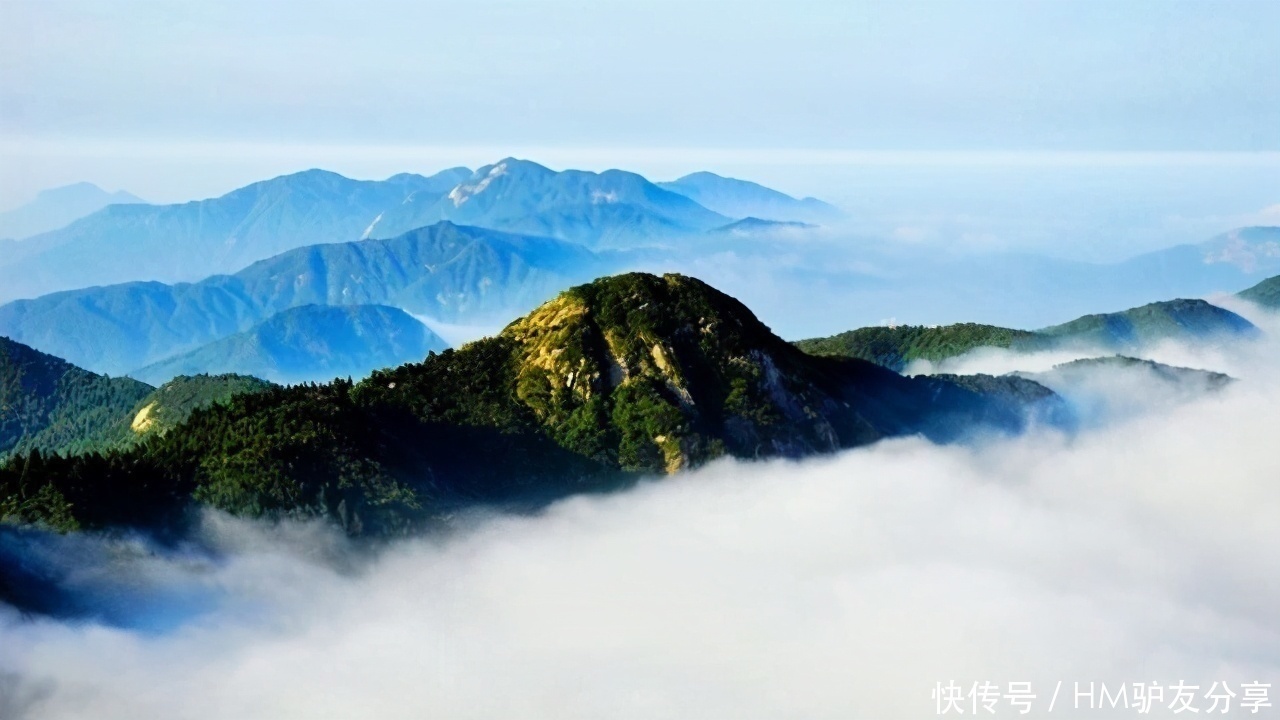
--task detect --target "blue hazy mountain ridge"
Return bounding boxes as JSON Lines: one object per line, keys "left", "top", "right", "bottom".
{"left": 0, "top": 167, "right": 472, "bottom": 304}
{"left": 131, "top": 304, "right": 448, "bottom": 386}
{"left": 658, "top": 171, "right": 840, "bottom": 223}
{"left": 709, "top": 217, "right": 816, "bottom": 236}
{"left": 0, "top": 222, "right": 608, "bottom": 375}
{"left": 0, "top": 183, "right": 144, "bottom": 241}
{"left": 674, "top": 225, "right": 1280, "bottom": 340}
{"left": 369, "top": 158, "right": 732, "bottom": 247}
{"left": 1010, "top": 356, "right": 1235, "bottom": 428}
{"left": 1109, "top": 226, "right": 1280, "bottom": 300}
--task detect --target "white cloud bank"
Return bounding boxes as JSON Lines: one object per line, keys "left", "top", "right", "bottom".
{"left": 1, "top": 319, "right": 1279, "bottom": 719}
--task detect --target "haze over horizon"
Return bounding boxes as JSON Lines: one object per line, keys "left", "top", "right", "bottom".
{"left": 2, "top": 0, "right": 1278, "bottom": 208}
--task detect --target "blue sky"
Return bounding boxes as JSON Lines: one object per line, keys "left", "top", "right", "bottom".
{"left": 1, "top": 0, "right": 1278, "bottom": 205}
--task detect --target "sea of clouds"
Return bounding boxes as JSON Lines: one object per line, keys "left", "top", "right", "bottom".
{"left": 1, "top": 303, "right": 1277, "bottom": 719}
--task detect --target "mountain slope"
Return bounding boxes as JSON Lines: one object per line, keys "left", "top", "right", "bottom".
{"left": 0, "top": 222, "right": 606, "bottom": 375}
{"left": 0, "top": 168, "right": 471, "bottom": 303}
{"left": 1238, "top": 274, "right": 1280, "bottom": 308}
{"left": 1, "top": 337, "right": 153, "bottom": 458}
{"left": 1, "top": 273, "right": 1056, "bottom": 535}
{"left": 371, "top": 159, "right": 730, "bottom": 247}
{"left": 795, "top": 324, "right": 1043, "bottom": 372}
{"left": 127, "top": 374, "right": 275, "bottom": 439}
{"left": 132, "top": 305, "right": 448, "bottom": 385}
{"left": 659, "top": 171, "right": 839, "bottom": 223}
{"left": 796, "top": 300, "right": 1257, "bottom": 370}
{"left": 1036, "top": 298, "right": 1257, "bottom": 347}
{"left": 0, "top": 183, "right": 143, "bottom": 240}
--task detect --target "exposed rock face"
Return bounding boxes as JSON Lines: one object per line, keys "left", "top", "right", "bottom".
{"left": 497, "top": 273, "right": 855, "bottom": 471}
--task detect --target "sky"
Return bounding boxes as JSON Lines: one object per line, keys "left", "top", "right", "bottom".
{"left": 1, "top": 0, "right": 1278, "bottom": 207}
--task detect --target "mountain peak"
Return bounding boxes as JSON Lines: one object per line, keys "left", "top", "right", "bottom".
{"left": 447, "top": 161, "right": 528, "bottom": 206}
{"left": 658, "top": 172, "right": 839, "bottom": 223}
{"left": 495, "top": 272, "right": 787, "bottom": 471}
{"left": 263, "top": 167, "right": 350, "bottom": 186}
{"left": 0, "top": 183, "right": 145, "bottom": 241}
{"left": 215, "top": 168, "right": 360, "bottom": 202}
{"left": 1038, "top": 298, "right": 1258, "bottom": 347}
{"left": 475, "top": 157, "right": 553, "bottom": 177}
{"left": 502, "top": 272, "right": 781, "bottom": 383}
{"left": 674, "top": 171, "right": 726, "bottom": 182}
{"left": 505, "top": 272, "right": 774, "bottom": 348}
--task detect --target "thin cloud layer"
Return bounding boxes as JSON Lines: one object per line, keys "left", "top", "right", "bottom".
{"left": 1, "top": 328, "right": 1278, "bottom": 719}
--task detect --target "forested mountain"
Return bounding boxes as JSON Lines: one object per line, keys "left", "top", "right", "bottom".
{"left": 0, "top": 222, "right": 606, "bottom": 375}
{"left": 795, "top": 299, "right": 1257, "bottom": 371}
{"left": 1238, "top": 273, "right": 1280, "bottom": 308}
{"left": 3, "top": 337, "right": 274, "bottom": 459}
{"left": 127, "top": 374, "right": 275, "bottom": 440}
{"left": 0, "top": 273, "right": 1058, "bottom": 535}
{"left": 658, "top": 171, "right": 839, "bottom": 223}
{"left": 369, "top": 159, "right": 731, "bottom": 247}
{"left": 0, "top": 168, "right": 471, "bottom": 303}
{"left": 795, "top": 324, "right": 1043, "bottom": 371}
{"left": 0, "top": 182, "right": 143, "bottom": 240}
{"left": 1, "top": 337, "right": 152, "bottom": 458}
{"left": 1037, "top": 298, "right": 1257, "bottom": 346}
{"left": 132, "top": 305, "right": 448, "bottom": 385}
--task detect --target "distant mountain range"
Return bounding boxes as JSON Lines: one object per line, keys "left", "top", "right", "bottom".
{"left": 658, "top": 172, "right": 839, "bottom": 224}
{"left": 1109, "top": 226, "right": 1280, "bottom": 300}
{"left": 0, "top": 272, "right": 1058, "bottom": 536}
{"left": 366, "top": 159, "right": 732, "bottom": 247}
{"left": 0, "top": 168, "right": 470, "bottom": 303}
{"left": 0, "top": 162, "right": 844, "bottom": 305}
{"left": 0, "top": 222, "right": 607, "bottom": 375}
{"left": 795, "top": 298, "right": 1258, "bottom": 371}
{"left": 132, "top": 304, "right": 448, "bottom": 386}
{"left": 690, "top": 225, "right": 1280, "bottom": 340}
{"left": 0, "top": 182, "right": 143, "bottom": 241}
{"left": 709, "top": 217, "right": 816, "bottom": 237}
